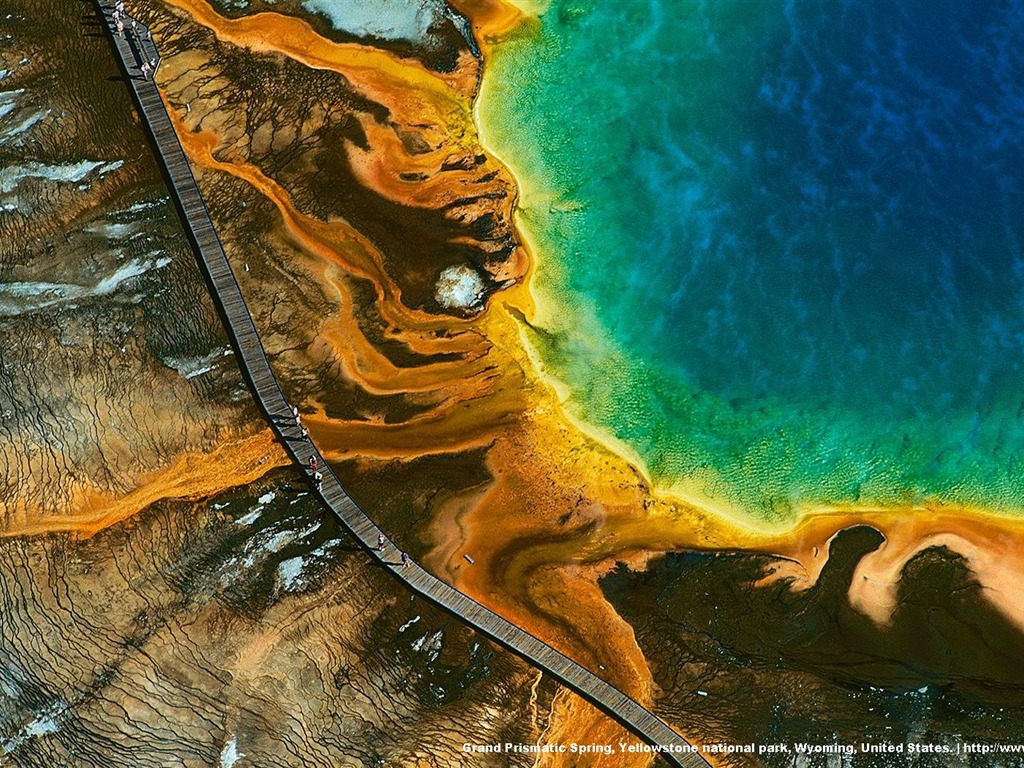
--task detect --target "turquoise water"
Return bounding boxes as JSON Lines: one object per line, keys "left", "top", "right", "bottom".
{"left": 482, "top": 0, "right": 1024, "bottom": 519}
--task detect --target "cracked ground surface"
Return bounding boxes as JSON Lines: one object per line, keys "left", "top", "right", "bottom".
{"left": 0, "top": 2, "right": 567, "bottom": 765}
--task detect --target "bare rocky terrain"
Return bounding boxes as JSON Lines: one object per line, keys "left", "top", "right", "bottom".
{"left": 0, "top": 0, "right": 259, "bottom": 530}
{"left": 0, "top": 3, "right": 561, "bottom": 765}
{"left": 603, "top": 529, "right": 1024, "bottom": 768}
{"left": 0, "top": 470, "right": 552, "bottom": 767}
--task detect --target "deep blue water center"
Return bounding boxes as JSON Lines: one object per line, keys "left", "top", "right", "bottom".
{"left": 486, "top": 0, "right": 1024, "bottom": 517}
{"left": 636, "top": 1, "right": 1024, "bottom": 411}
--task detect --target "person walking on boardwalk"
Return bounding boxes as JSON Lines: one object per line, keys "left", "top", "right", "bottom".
{"left": 308, "top": 455, "right": 318, "bottom": 471}
{"left": 401, "top": 552, "right": 410, "bottom": 568}
{"left": 140, "top": 61, "right": 151, "bottom": 79}
{"left": 377, "top": 534, "right": 386, "bottom": 552}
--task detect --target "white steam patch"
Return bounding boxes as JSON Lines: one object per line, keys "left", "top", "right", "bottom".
{"left": 0, "top": 256, "right": 171, "bottom": 316}
{"left": 301, "top": 0, "right": 448, "bottom": 43}
{"left": 434, "top": 264, "right": 486, "bottom": 311}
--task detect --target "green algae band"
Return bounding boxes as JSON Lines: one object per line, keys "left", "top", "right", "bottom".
{"left": 480, "top": 0, "right": 1024, "bottom": 520}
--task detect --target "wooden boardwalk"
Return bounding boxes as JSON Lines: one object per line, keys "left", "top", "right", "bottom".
{"left": 94, "top": 6, "right": 710, "bottom": 766}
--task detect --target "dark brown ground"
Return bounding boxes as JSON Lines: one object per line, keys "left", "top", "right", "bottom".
{"left": 11, "top": 1, "right": 1022, "bottom": 766}
{"left": 0, "top": 469, "right": 555, "bottom": 767}
{"left": 602, "top": 527, "right": 1024, "bottom": 767}
{"left": 0, "top": 0, "right": 255, "bottom": 525}
{"left": 0, "top": 3, "right": 563, "bottom": 765}
{"left": 208, "top": 0, "right": 474, "bottom": 74}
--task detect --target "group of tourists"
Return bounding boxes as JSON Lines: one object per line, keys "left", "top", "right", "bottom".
{"left": 140, "top": 57, "right": 157, "bottom": 80}
{"left": 291, "top": 403, "right": 411, "bottom": 568}
{"left": 109, "top": 3, "right": 157, "bottom": 79}
{"left": 375, "top": 534, "right": 410, "bottom": 568}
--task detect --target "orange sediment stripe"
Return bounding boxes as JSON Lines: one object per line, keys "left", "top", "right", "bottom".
{"left": 166, "top": 100, "right": 519, "bottom": 462}
{"left": 2, "top": 430, "right": 288, "bottom": 539}
{"left": 344, "top": 117, "right": 509, "bottom": 210}
{"left": 493, "top": 493, "right": 1024, "bottom": 637}
{"left": 168, "top": 109, "right": 395, "bottom": 298}
{"left": 149, "top": 0, "right": 1024, "bottom": 760}
{"left": 317, "top": 313, "right": 492, "bottom": 397}
{"left": 447, "top": 0, "right": 532, "bottom": 42}
{"left": 167, "top": 102, "right": 502, "bottom": 421}
{"left": 744, "top": 507, "right": 1024, "bottom": 633}
{"left": 307, "top": 380, "right": 518, "bottom": 461}
{"left": 167, "top": 104, "right": 483, "bottom": 347}
{"left": 159, "top": 0, "right": 472, "bottom": 128}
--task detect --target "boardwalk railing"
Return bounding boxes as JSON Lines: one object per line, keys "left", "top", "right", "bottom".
{"left": 93, "top": 6, "right": 710, "bottom": 766}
